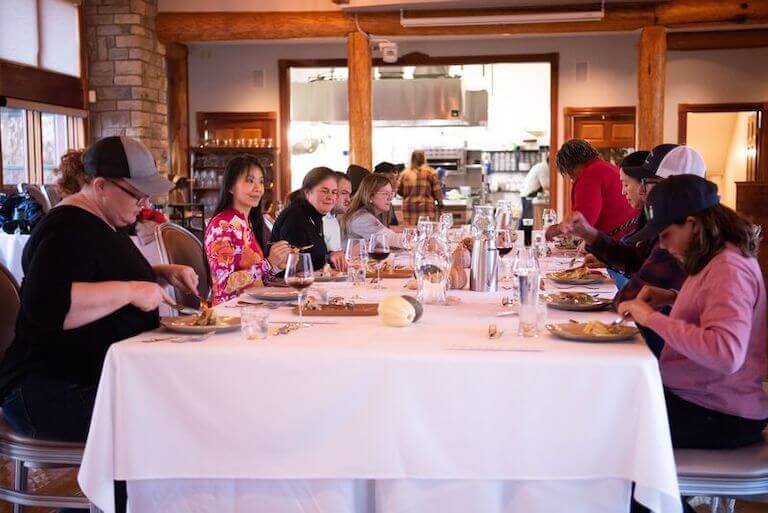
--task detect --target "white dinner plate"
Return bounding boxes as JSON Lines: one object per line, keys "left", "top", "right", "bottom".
{"left": 545, "top": 295, "right": 612, "bottom": 312}
{"left": 546, "top": 322, "right": 638, "bottom": 342}
{"left": 246, "top": 287, "right": 300, "bottom": 302}
{"left": 160, "top": 315, "right": 240, "bottom": 334}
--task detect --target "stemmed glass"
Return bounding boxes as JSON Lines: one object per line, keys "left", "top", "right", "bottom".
{"left": 401, "top": 227, "right": 418, "bottom": 269}
{"left": 344, "top": 238, "right": 368, "bottom": 298}
{"left": 368, "top": 232, "right": 390, "bottom": 290}
{"left": 496, "top": 228, "right": 516, "bottom": 291}
{"left": 284, "top": 252, "right": 314, "bottom": 327}
{"left": 542, "top": 208, "right": 558, "bottom": 230}
{"left": 439, "top": 212, "right": 453, "bottom": 239}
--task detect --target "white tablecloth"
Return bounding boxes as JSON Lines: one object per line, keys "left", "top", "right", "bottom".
{"left": 0, "top": 233, "right": 162, "bottom": 283}
{"left": 79, "top": 257, "right": 681, "bottom": 513}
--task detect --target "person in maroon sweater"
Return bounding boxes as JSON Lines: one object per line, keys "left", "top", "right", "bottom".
{"left": 546, "top": 139, "right": 638, "bottom": 241}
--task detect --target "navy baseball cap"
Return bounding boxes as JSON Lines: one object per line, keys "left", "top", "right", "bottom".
{"left": 83, "top": 136, "right": 173, "bottom": 196}
{"left": 632, "top": 174, "right": 720, "bottom": 241}
{"left": 619, "top": 151, "right": 650, "bottom": 178}
{"left": 624, "top": 144, "right": 678, "bottom": 180}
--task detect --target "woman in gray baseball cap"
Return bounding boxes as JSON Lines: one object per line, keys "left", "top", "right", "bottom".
{"left": 0, "top": 136, "right": 199, "bottom": 443}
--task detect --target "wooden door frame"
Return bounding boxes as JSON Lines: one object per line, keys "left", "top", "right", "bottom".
{"left": 678, "top": 102, "right": 768, "bottom": 183}
{"left": 278, "top": 52, "right": 559, "bottom": 203}
{"left": 562, "top": 105, "right": 636, "bottom": 216}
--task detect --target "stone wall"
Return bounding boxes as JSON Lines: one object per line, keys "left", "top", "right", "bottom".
{"left": 84, "top": 0, "right": 168, "bottom": 174}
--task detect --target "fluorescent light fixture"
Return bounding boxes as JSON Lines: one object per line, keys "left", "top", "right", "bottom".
{"left": 400, "top": 8, "right": 604, "bottom": 27}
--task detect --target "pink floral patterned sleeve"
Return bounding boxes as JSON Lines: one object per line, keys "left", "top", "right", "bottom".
{"left": 204, "top": 210, "right": 274, "bottom": 304}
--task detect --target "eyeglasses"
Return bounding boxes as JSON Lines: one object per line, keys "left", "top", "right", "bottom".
{"left": 375, "top": 191, "right": 394, "bottom": 200}
{"left": 317, "top": 187, "right": 339, "bottom": 197}
{"left": 107, "top": 179, "right": 150, "bottom": 207}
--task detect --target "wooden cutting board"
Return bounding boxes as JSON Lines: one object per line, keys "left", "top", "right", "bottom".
{"left": 366, "top": 269, "right": 413, "bottom": 279}
{"left": 292, "top": 303, "right": 379, "bottom": 316}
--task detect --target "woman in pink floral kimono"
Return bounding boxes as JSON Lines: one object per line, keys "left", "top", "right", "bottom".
{"left": 204, "top": 156, "right": 293, "bottom": 304}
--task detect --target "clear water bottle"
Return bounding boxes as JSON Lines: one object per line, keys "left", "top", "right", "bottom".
{"left": 513, "top": 247, "right": 541, "bottom": 337}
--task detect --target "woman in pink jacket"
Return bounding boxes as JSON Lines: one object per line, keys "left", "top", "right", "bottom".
{"left": 619, "top": 174, "right": 768, "bottom": 452}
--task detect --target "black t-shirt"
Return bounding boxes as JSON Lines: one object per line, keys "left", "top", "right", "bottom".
{"left": 271, "top": 199, "right": 329, "bottom": 270}
{"left": 0, "top": 206, "right": 159, "bottom": 397}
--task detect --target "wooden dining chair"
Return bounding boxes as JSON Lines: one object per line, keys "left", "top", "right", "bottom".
{"left": 676, "top": 432, "right": 768, "bottom": 513}
{"left": 155, "top": 222, "right": 212, "bottom": 308}
{"left": 0, "top": 263, "right": 95, "bottom": 512}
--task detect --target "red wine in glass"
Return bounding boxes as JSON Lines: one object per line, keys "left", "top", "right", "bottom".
{"left": 285, "top": 277, "right": 315, "bottom": 290}
{"left": 368, "top": 250, "right": 390, "bottom": 262}
{"left": 498, "top": 247, "right": 513, "bottom": 257}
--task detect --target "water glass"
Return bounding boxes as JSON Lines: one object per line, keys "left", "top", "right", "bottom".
{"left": 241, "top": 305, "right": 270, "bottom": 340}
{"left": 514, "top": 247, "right": 541, "bottom": 338}
{"left": 536, "top": 301, "right": 548, "bottom": 333}
{"left": 439, "top": 212, "right": 454, "bottom": 232}
{"left": 345, "top": 238, "right": 368, "bottom": 295}
{"left": 542, "top": 208, "right": 558, "bottom": 230}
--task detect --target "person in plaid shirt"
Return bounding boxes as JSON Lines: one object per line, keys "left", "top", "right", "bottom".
{"left": 564, "top": 145, "right": 707, "bottom": 357}
{"left": 397, "top": 150, "right": 443, "bottom": 225}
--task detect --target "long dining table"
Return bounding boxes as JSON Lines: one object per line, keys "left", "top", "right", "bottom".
{"left": 78, "top": 256, "right": 681, "bottom": 513}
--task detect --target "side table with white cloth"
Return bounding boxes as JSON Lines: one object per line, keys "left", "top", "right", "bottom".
{"left": 78, "top": 256, "right": 682, "bottom": 513}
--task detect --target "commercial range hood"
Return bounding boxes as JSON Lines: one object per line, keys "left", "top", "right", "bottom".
{"left": 291, "top": 78, "right": 488, "bottom": 126}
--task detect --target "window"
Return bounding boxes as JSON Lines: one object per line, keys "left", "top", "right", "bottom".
{"left": 0, "top": 0, "right": 80, "bottom": 77}
{"left": 0, "top": 105, "right": 84, "bottom": 187}
{"left": 41, "top": 112, "right": 69, "bottom": 184}
{"left": 1, "top": 108, "right": 29, "bottom": 186}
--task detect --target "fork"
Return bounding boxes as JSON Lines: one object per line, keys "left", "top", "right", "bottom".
{"left": 167, "top": 303, "right": 201, "bottom": 315}
{"left": 610, "top": 311, "right": 631, "bottom": 327}
{"left": 141, "top": 332, "right": 216, "bottom": 343}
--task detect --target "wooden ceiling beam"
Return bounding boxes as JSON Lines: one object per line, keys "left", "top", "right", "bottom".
{"left": 668, "top": 28, "right": 768, "bottom": 51}
{"left": 155, "top": 0, "right": 768, "bottom": 43}
{"left": 156, "top": 5, "right": 651, "bottom": 42}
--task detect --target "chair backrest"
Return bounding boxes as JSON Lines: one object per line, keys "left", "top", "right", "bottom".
{"left": 25, "top": 184, "right": 51, "bottom": 213}
{"left": 263, "top": 213, "right": 275, "bottom": 238}
{"left": 42, "top": 184, "right": 62, "bottom": 209}
{"left": 0, "top": 263, "right": 20, "bottom": 359}
{"left": 155, "top": 222, "right": 211, "bottom": 308}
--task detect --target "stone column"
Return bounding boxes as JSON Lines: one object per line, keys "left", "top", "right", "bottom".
{"left": 84, "top": 0, "right": 169, "bottom": 174}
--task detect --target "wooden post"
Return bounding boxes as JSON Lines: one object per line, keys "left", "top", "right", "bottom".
{"left": 347, "top": 32, "right": 372, "bottom": 171}
{"left": 637, "top": 25, "right": 666, "bottom": 150}
{"left": 167, "top": 43, "right": 190, "bottom": 177}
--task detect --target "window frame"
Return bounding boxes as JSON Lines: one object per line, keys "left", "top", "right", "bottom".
{"left": 0, "top": 103, "right": 85, "bottom": 188}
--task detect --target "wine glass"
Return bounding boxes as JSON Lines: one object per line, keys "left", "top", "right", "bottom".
{"left": 344, "top": 238, "right": 368, "bottom": 298}
{"left": 439, "top": 212, "right": 453, "bottom": 238}
{"left": 368, "top": 232, "right": 390, "bottom": 290}
{"left": 542, "top": 208, "right": 558, "bottom": 230}
{"left": 496, "top": 229, "right": 516, "bottom": 258}
{"left": 284, "top": 252, "right": 314, "bottom": 327}
{"left": 401, "top": 227, "right": 418, "bottom": 269}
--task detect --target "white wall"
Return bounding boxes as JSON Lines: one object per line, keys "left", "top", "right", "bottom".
{"left": 685, "top": 111, "right": 738, "bottom": 195}
{"left": 188, "top": 35, "right": 768, "bottom": 211}
{"left": 188, "top": 34, "right": 640, "bottom": 146}
{"left": 665, "top": 48, "right": 768, "bottom": 143}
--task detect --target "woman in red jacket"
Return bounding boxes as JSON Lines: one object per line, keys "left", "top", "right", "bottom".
{"left": 546, "top": 139, "right": 638, "bottom": 241}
